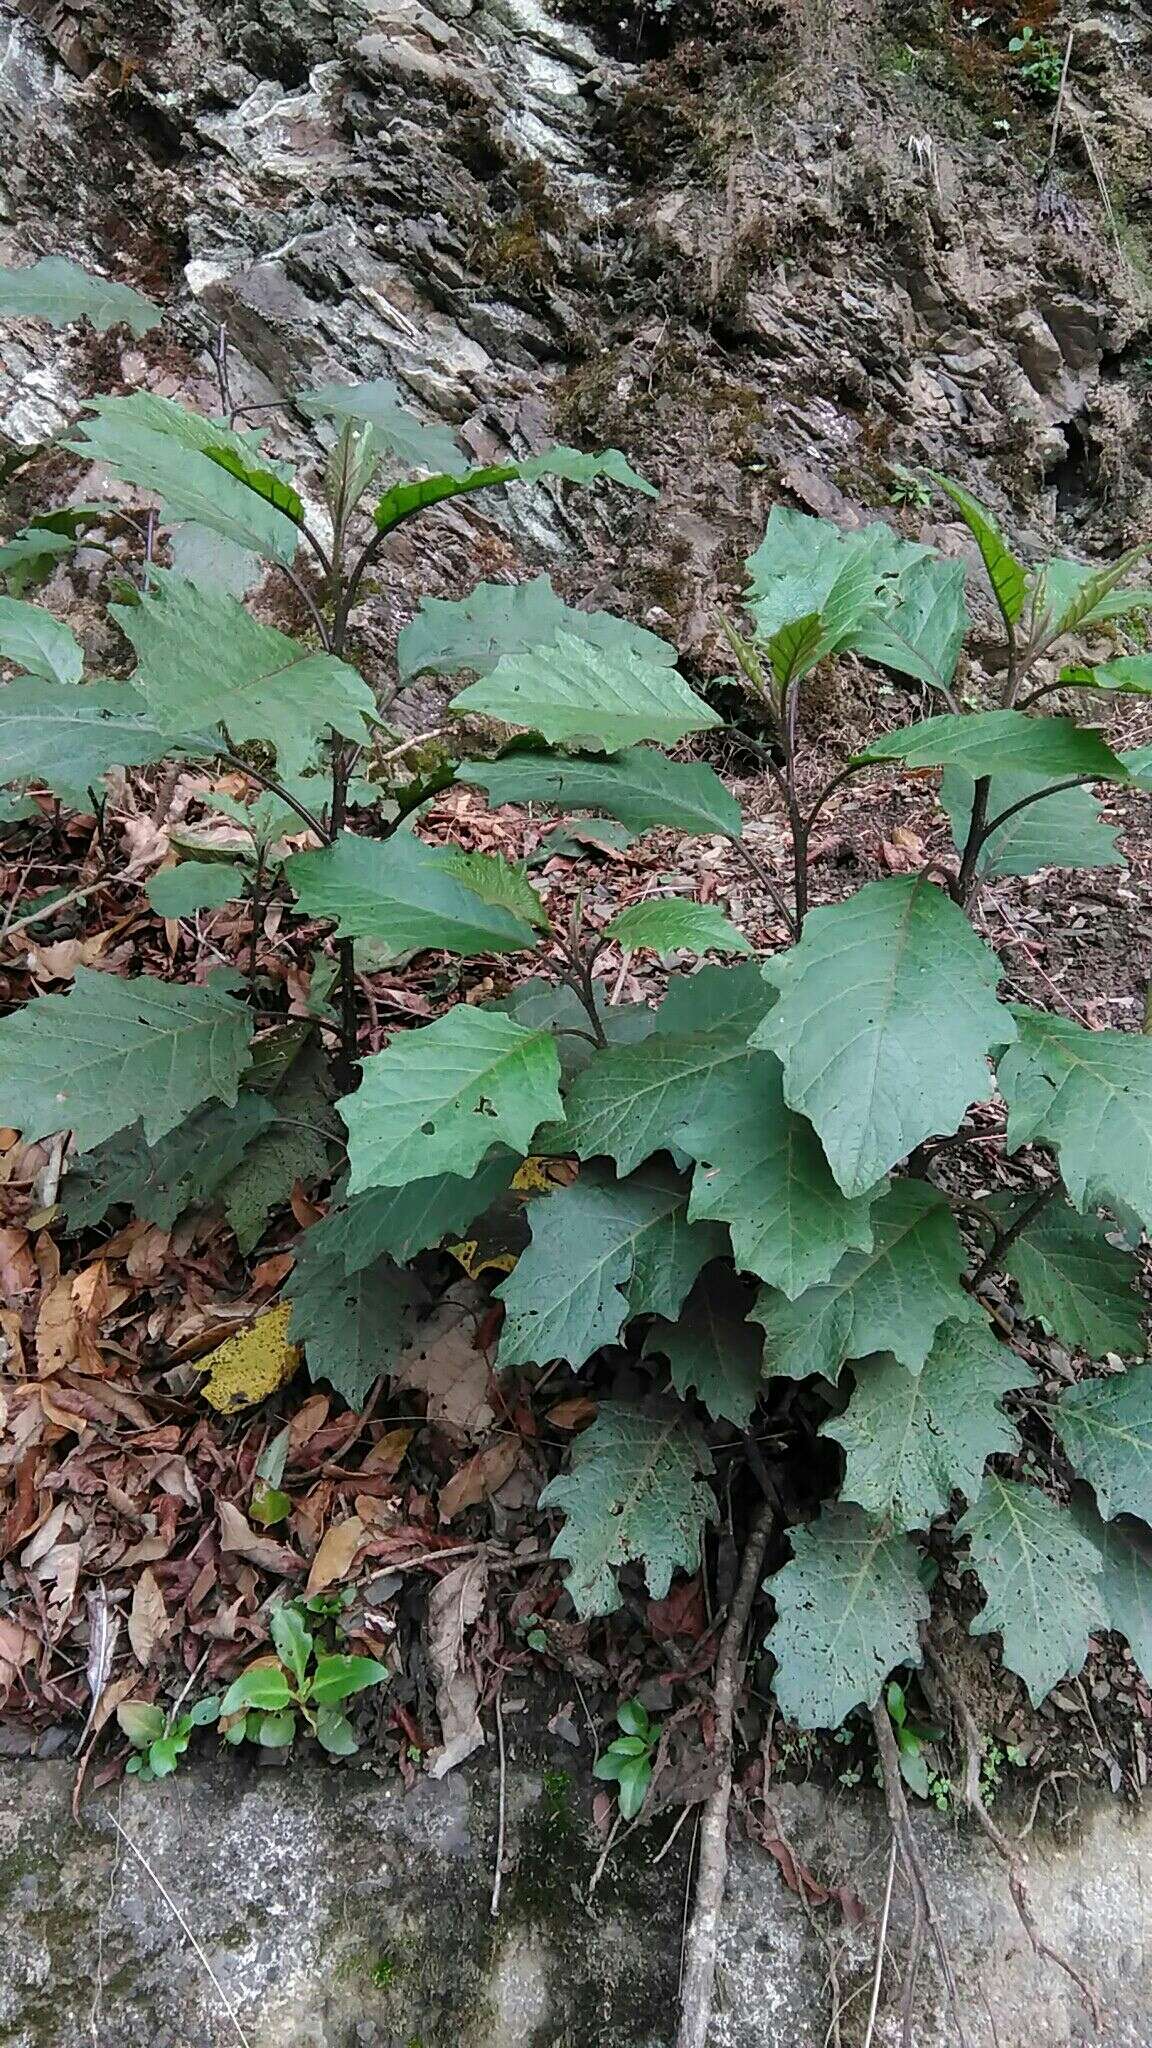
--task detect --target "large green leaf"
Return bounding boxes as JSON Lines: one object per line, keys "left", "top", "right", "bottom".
{"left": 940, "top": 768, "right": 1121, "bottom": 879}
{"left": 0, "top": 597, "right": 83, "bottom": 685}
{"left": 859, "top": 710, "right": 1127, "bottom": 782}
{"left": 744, "top": 506, "right": 920, "bottom": 640}
{"left": 605, "top": 899, "right": 750, "bottom": 957}
{"left": 341, "top": 1008, "right": 563, "bottom": 1194}
{"left": 824, "top": 1319, "right": 1029, "bottom": 1531}
{"left": 853, "top": 555, "right": 970, "bottom": 693}
{"left": 61, "top": 1094, "right": 276, "bottom": 1231}
{"left": 766, "top": 1505, "right": 930, "bottom": 1729}
{"left": 678, "top": 1060, "right": 879, "bottom": 1298}
{"left": 539, "top": 1404, "right": 717, "bottom": 1617}
{"left": 496, "top": 1161, "right": 725, "bottom": 1369}
{"left": 451, "top": 633, "right": 720, "bottom": 751}
{"left": 0, "top": 967, "right": 251, "bottom": 1151}
{"left": 751, "top": 1179, "right": 977, "bottom": 1382}
{"left": 67, "top": 409, "right": 299, "bottom": 563}
{"left": 560, "top": 962, "right": 774, "bottom": 1175}
{"left": 458, "top": 746, "right": 741, "bottom": 837}
{"left": 148, "top": 863, "right": 249, "bottom": 917}
{"left": 1052, "top": 1367, "right": 1152, "bottom": 1520}
{"left": 754, "top": 877, "right": 1010, "bottom": 1196}
{"left": 985, "top": 1194, "right": 1146, "bottom": 1358}
{"left": 398, "top": 576, "right": 675, "bottom": 681}
{"left": 958, "top": 1475, "right": 1105, "bottom": 1703}
{"left": 998, "top": 1008, "right": 1152, "bottom": 1234}
{"left": 0, "top": 677, "right": 169, "bottom": 809}
{"left": 297, "top": 380, "right": 469, "bottom": 477}
{"left": 933, "top": 476, "right": 1026, "bottom": 628}
{"left": 644, "top": 1275, "right": 762, "bottom": 1427}
{"left": 372, "top": 445, "right": 654, "bottom": 537}
{"left": 287, "top": 832, "right": 538, "bottom": 955}
{"left": 0, "top": 525, "right": 76, "bottom": 597}
{"left": 286, "top": 1231, "right": 417, "bottom": 1407}
{"left": 1059, "top": 656, "right": 1152, "bottom": 696}
{"left": 516, "top": 446, "right": 656, "bottom": 496}
{"left": 217, "top": 1056, "right": 340, "bottom": 1252}
{"left": 1088, "top": 1511, "right": 1152, "bottom": 1683}
{"left": 305, "top": 1153, "right": 518, "bottom": 1273}
{"left": 0, "top": 256, "right": 161, "bottom": 335}
{"left": 112, "top": 573, "right": 375, "bottom": 778}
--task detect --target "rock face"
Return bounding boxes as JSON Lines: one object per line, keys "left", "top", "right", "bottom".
{"left": 2, "top": 0, "right": 1151, "bottom": 664}
{"left": 2, "top": 1759, "right": 1150, "bottom": 2045}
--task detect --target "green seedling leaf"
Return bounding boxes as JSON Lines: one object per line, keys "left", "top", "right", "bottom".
{"left": 451, "top": 633, "right": 721, "bottom": 751}
{"left": 766, "top": 1506, "right": 930, "bottom": 1729}
{"left": 117, "top": 1701, "right": 166, "bottom": 1749}
{"left": 0, "top": 256, "right": 161, "bottom": 335}
{"left": 540, "top": 1403, "right": 717, "bottom": 1618}
{"left": 256, "top": 1711, "right": 298, "bottom": 1749}
{"left": 616, "top": 1698, "right": 651, "bottom": 1738}
{"left": 958, "top": 1475, "right": 1105, "bottom": 1703}
{"left": 315, "top": 1705, "right": 360, "bottom": 1755}
{"left": 270, "top": 1606, "right": 314, "bottom": 1689}
{"left": 310, "top": 1654, "right": 391, "bottom": 1705}
{"left": 219, "top": 1662, "right": 294, "bottom": 1715}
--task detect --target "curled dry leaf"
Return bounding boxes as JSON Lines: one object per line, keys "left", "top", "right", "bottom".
{"left": 438, "top": 1437, "right": 522, "bottom": 1524}
{"left": 425, "top": 1552, "right": 489, "bottom": 1779}
{"left": 128, "top": 1567, "right": 168, "bottom": 1669}
{"left": 217, "top": 1498, "right": 302, "bottom": 1574}
{"left": 306, "top": 1513, "right": 366, "bottom": 1597}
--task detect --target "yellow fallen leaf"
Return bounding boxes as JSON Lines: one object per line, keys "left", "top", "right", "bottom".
{"left": 446, "top": 1237, "right": 516, "bottom": 1280}
{"left": 196, "top": 1303, "right": 300, "bottom": 1414}
{"left": 511, "top": 1155, "right": 577, "bottom": 1194}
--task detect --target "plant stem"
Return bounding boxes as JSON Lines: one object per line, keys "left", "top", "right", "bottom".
{"left": 968, "top": 1178, "right": 1062, "bottom": 1292}
{"left": 726, "top": 837, "right": 797, "bottom": 939}
{"left": 214, "top": 750, "right": 328, "bottom": 842}
{"left": 246, "top": 852, "right": 265, "bottom": 984}
{"left": 952, "top": 773, "right": 991, "bottom": 907}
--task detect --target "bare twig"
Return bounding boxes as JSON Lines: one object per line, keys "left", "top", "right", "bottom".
{"left": 1041, "top": 28, "right": 1076, "bottom": 186}
{"left": 376, "top": 726, "right": 447, "bottom": 767}
{"left": 862, "top": 1835, "right": 898, "bottom": 2048}
{"left": 676, "top": 1499, "right": 774, "bottom": 2048}
{"left": 490, "top": 1685, "right": 508, "bottom": 1918}
{"left": 106, "top": 1813, "right": 252, "bottom": 2048}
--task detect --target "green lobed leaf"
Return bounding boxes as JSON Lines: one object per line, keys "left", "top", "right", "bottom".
{"left": 496, "top": 1161, "right": 725, "bottom": 1370}
{"left": 204, "top": 447, "right": 304, "bottom": 525}
{"left": 765, "top": 1505, "right": 930, "bottom": 1729}
{"left": 398, "top": 575, "right": 676, "bottom": 681}
{"left": 61, "top": 1094, "right": 276, "bottom": 1232}
{"left": 984, "top": 1194, "right": 1146, "bottom": 1358}
{"left": 939, "top": 767, "right": 1121, "bottom": 879}
{"left": 754, "top": 876, "right": 1011, "bottom": 1197}
{"left": 853, "top": 555, "right": 970, "bottom": 693}
{"left": 539, "top": 1404, "right": 717, "bottom": 1617}
{"left": 297, "top": 379, "right": 469, "bottom": 477}
{"left": 0, "top": 676, "right": 170, "bottom": 810}
{"left": 433, "top": 847, "right": 550, "bottom": 932}
{"left": 217, "top": 1055, "right": 340, "bottom": 1253}
{"left": 824, "top": 1319, "right": 1030, "bottom": 1531}
{"left": 644, "top": 1273, "right": 763, "bottom": 1427}
{"left": 0, "top": 596, "right": 84, "bottom": 685}
{"left": 458, "top": 746, "right": 741, "bottom": 838}
{"left": 1086, "top": 1511, "right": 1152, "bottom": 1684}
{"left": 859, "top": 710, "right": 1127, "bottom": 783}
{"left": 997, "top": 1007, "right": 1152, "bottom": 1235}
{"left": 958, "top": 1475, "right": 1106, "bottom": 1703}
{"left": 751, "top": 1179, "right": 979, "bottom": 1383}
{"left": 1051, "top": 1367, "right": 1152, "bottom": 1521}
{"left": 677, "top": 1058, "right": 880, "bottom": 1299}
{"left": 933, "top": 475, "right": 1026, "bottom": 628}
{"left": 0, "top": 967, "right": 251, "bottom": 1152}
{"left": 342, "top": 1008, "right": 563, "bottom": 1194}
{"left": 744, "top": 506, "right": 920, "bottom": 641}
{"left": 311, "top": 1154, "right": 518, "bottom": 1273}
{"left": 604, "top": 899, "right": 750, "bottom": 957}
{"left": 0, "top": 256, "right": 161, "bottom": 335}
{"left": 113, "top": 572, "right": 376, "bottom": 779}
{"left": 287, "top": 1231, "right": 417, "bottom": 1407}
{"left": 147, "top": 863, "right": 249, "bottom": 918}
{"left": 288, "top": 832, "right": 539, "bottom": 956}
{"left": 517, "top": 445, "right": 656, "bottom": 496}
{"left": 0, "top": 790, "right": 37, "bottom": 824}
{"left": 168, "top": 522, "right": 261, "bottom": 599}
{"left": 451, "top": 633, "right": 721, "bottom": 752}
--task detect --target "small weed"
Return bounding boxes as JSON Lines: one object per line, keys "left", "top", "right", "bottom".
{"left": 1008, "top": 26, "right": 1064, "bottom": 95}
{"left": 594, "top": 1699, "right": 659, "bottom": 1819}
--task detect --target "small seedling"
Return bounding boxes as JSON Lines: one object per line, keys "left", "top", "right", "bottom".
{"left": 515, "top": 1611, "right": 550, "bottom": 1653}
{"left": 593, "top": 1697, "right": 659, "bottom": 1819}
{"left": 1008, "top": 26, "right": 1064, "bottom": 94}
{"left": 118, "top": 1694, "right": 222, "bottom": 1782}
{"left": 884, "top": 1681, "right": 945, "bottom": 1802}
{"left": 888, "top": 465, "right": 931, "bottom": 510}
{"left": 219, "top": 1602, "right": 389, "bottom": 1756}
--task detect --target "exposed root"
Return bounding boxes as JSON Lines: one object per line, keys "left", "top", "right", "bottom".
{"left": 870, "top": 1698, "right": 971, "bottom": 2048}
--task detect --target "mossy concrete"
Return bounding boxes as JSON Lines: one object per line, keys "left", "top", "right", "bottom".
{"left": 2, "top": 1762, "right": 1150, "bottom": 2046}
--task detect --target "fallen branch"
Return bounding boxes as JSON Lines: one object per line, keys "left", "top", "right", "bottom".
{"left": 870, "top": 1698, "right": 970, "bottom": 2048}
{"left": 676, "top": 1499, "right": 773, "bottom": 2048}
{"left": 923, "top": 1645, "right": 1101, "bottom": 2031}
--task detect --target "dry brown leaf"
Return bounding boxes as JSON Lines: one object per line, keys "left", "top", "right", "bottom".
{"left": 546, "top": 1397, "right": 598, "bottom": 1430}
{"left": 393, "top": 1282, "right": 494, "bottom": 1437}
{"left": 0, "top": 1227, "right": 36, "bottom": 1297}
{"left": 306, "top": 1514, "right": 366, "bottom": 1597}
{"left": 425, "top": 1553, "right": 488, "bottom": 1778}
{"left": 359, "top": 1427, "right": 416, "bottom": 1480}
{"left": 0, "top": 1308, "right": 26, "bottom": 1374}
{"left": 35, "top": 1277, "right": 79, "bottom": 1377}
{"left": 128, "top": 1568, "right": 168, "bottom": 1669}
{"left": 288, "top": 1393, "right": 330, "bottom": 1451}
{"left": 217, "top": 1499, "right": 302, "bottom": 1574}
{"left": 438, "top": 1438, "right": 521, "bottom": 1524}
{"left": 26, "top": 931, "right": 111, "bottom": 980}
{"left": 125, "top": 1225, "right": 171, "bottom": 1282}
{"left": 0, "top": 1614, "right": 38, "bottom": 1694}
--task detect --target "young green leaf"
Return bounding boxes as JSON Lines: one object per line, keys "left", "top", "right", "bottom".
{"left": 0, "top": 596, "right": 84, "bottom": 685}
{"left": 287, "top": 833, "right": 539, "bottom": 955}
{"left": 755, "top": 877, "right": 1010, "bottom": 1196}
{"left": 958, "top": 1475, "right": 1105, "bottom": 1703}
{"left": 286, "top": 1232, "right": 417, "bottom": 1407}
{"left": 765, "top": 1506, "right": 930, "bottom": 1729}
{"left": 0, "top": 967, "right": 251, "bottom": 1152}
{"left": 644, "top": 1275, "right": 763, "bottom": 1427}
{"left": 497, "top": 1160, "right": 725, "bottom": 1369}
{"left": 310, "top": 1653, "right": 391, "bottom": 1705}
{"left": 117, "top": 1701, "right": 167, "bottom": 1749}
{"left": 341, "top": 1008, "right": 564, "bottom": 1193}
{"left": 255, "top": 1710, "right": 298, "bottom": 1749}
{"left": 1037, "top": 554, "right": 1152, "bottom": 635}
{"left": 433, "top": 848, "right": 550, "bottom": 932}
{"left": 0, "top": 255, "right": 161, "bottom": 334}
{"left": 932, "top": 476, "right": 1026, "bottom": 628}
{"left": 315, "top": 1705, "right": 360, "bottom": 1755}
{"left": 147, "top": 863, "right": 249, "bottom": 918}
{"left": 113, "top": 573, "right": 376, "bottom": 777}
{"left": 1051, "top": 1367, "right": 1152, "bottom": 1521}
{"left": 605, "top": 899, "right": 750, "bottom": 957}
{"left": 61, "top": 1094, "right": 276, "bottom": 1232}
{"left": 297, "top": 379, "right": 470, "bottom": 475}
{"left": 751, "top": 1179, "right": 978, "bottom": 1382}
{"left": 458, "top": 746, "right": 742, "bottom": 838}
{"left": 0, "top": 676, "right": 169, "bottom": 810}
{"left": 614, "top": 1754, "right": 652, "bottom": 1819}
{"left": 1086, "top": 1510, "right": 1152, "bottom": 1684}
{"left": 270, "top": 1605, "right": 314, "bottom": 1688}
{"left": 984, "top": 1195, "right": 1146, "bottom": 1358}
{"left": 539, "top": 1404, "right": 717, "bottom": 1618}
{"left": 399, "top": 575, "right": 675, "bottom": 680}
{"left": 824, "top": 1320, "right": 1030, "bottom": 1531}
{"left": 859, "top": 710, "right": 1127, "bottom": 782}
{"left": 0, "top": 525, "right": 76, "bottom": 596}
{"left": 516, "top": 445, "right": 656, "bottom": 496}
{"left": 220, "top": 1663, "right": 294, "bottom": 1715}
{"left": 1058, "top": 656, "right": 1152, "bottom": 696}
{"left": 616, "top": 1698, "right": 651, "bottom": 1739}
{"left": 997, "top": 1008, "right": 1152, "bottom": 1234}
{"left": 451, "top": 633, "right": 721, "bottom": 751}
{"left": 939, "top": 768, "right": 1121, "bottom": 879}
{"left": 203, "top": 446, "right": 304, "bottom": 525}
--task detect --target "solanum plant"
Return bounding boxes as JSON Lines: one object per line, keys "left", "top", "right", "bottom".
{"left": 3, "top": 256, "right": 1152, "bottom": 1735}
